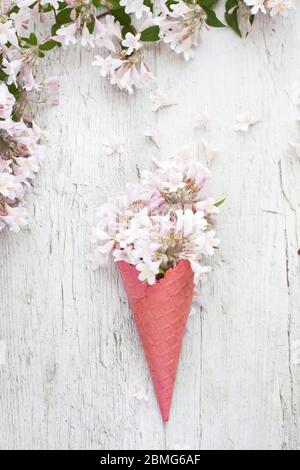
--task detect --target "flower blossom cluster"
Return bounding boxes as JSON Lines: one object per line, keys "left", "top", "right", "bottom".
{"left": 0, "top": 83, "right": 46, "bottom": 232}
{"left": 243, "top": 0, "right": 295, "bottom": 17}
{"left": 226, "top": 0, "right": 295, "bottom": 36}
{"left": 155, "top": 1, "right": 208, "bottom": 61}
{"left": 91, "top": 147, "right": 222, "bottom": 295}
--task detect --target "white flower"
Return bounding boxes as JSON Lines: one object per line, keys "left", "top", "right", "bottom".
{"left": 0, "top": 83, "right": 15, "bottom": 120}
{"left": 0, "top": 19, "right": 18, "bottom": 46}
{"left": 16, "top": 0, "right": 36, "bottom": 6}
{"left": 155, "top": 1, "right": 207, "bottom": 61}
{"left": 136, "top": 260, "right": 161, "bottom": 285}
{"left": 102, "top": 136, "right": 125, "bottom": 155}
{"left": 94, "top": 15, "right": 122, "bottom": 52}
{"left": 163, "top": 169, "right": 186, "bottom": 193}
{"left": 81, "top": 24, "right": 95, "bottom": 48}
{"left": 202, "top": 139, "right": 219, "bottom": 166}
{"left": 90, "top": 240, "right": 115, "bottom": 269}
{"left": 234, "top": 114, "right": 259, "bottom": 132}
{"left": 40, "top": 0, "right": 59, "bottom": 9}
{"left": 197, "top": 230, "right": 220, "bottom": 256}
{"left": 0, "top": 205, "right": 28, "bottom": 232}
{"left": 120, "top": 0, "right": 150, "bottom": 20}
{"left": 144, "top": 126, "right": 160, "bottom": 148}
{"left": 56, "top": 23, "right": 77, "bottom": 46}
{"left": 244, "top": 0, "right": 267, "bottom": 14}
{"left": 2, "top": 58, "right": 22, "bottom": 85}
{"left": 10, "top": 7, "right": 30, "bottom": 34}
{"left": 132, "top": 385, "right": 149, "bottom": 403}
{"left": 194, "top": 110, "right": 210, "bottom": 130}
{"left": 267, "top": 0, "right": 295, "bottom": 16}
{"left": 16, "top": 156, "right": 39, "bottom": 180}
{"left": 94, "top": 51, "right": 154, "bottom": 94}
{"left": 0, "top": 158, "right": 12, "bottom": 173}
{"left": 189, "top": 261, "right": 211, "bottom": 283}
{"left": 0, "top": 172, "right": 22, "bottom": 199}
{"left": 149, "top": 89, "right": 177, "bottom": 112}
{"left": 92, "top": 54, "right": 123, "bottom": 77}
{"left": 122, "top": 32, "right": 142, "bottom": 55}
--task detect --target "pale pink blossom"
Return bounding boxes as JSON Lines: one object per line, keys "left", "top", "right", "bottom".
{"left": 56, "top": 23, "right": 77, "bottom": 46}
{"left": 267, "top": 0, "right": 295, "bottom": 16}
{"left": 102, "top": 136, "right": 125, "bottom": 156}
{"left": 120, "top": 0, "right": 150, "bottom": 20}
{"left": 0, "top": 19, "right": 18, "bottom": 46}
{"left": 149, "top": 89, "right": 177, "bottom": 112}
{"left": 0, "top": 83, "right": 15, "bottom": 120}
{"left": 0, "top": 205, "right": 28, "bottom": 232}
{"left": 122, "top": 32, "right": 142, "bottom": 55}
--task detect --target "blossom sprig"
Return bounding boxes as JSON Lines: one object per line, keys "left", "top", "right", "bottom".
{"left": 0, "top": 83, "right": 46, "bottom": 232}
{"left": 0, "top": 1, "right": 225, "bottom": 96}
{"left": 225, "top": 0, "right": 295, "bottom": 36}
{"left": 91, "top": 146, "right": 223, "bottom": 295}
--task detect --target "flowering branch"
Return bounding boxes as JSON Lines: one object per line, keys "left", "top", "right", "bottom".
{"left": 0, "top": 1, "right": 293, "bottom": 233}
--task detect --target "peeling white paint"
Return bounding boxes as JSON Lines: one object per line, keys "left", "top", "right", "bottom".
{"left": 0, "top": 15, "right": 300, "bottom": 450}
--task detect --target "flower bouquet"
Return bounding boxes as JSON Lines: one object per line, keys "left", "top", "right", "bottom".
{"left": 91, "top": 147, "right": 223, "bottom": 421}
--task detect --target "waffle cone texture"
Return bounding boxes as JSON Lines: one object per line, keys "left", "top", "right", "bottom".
{"left": 118, "top": 259, "right": 194, "bottom": 421}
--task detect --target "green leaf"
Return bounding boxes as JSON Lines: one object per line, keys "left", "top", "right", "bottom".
{"left": 111, "top": 7, "right": 131, "bottom": 26}
{"left": 87, "top": 17, "right": 95, "bottom": 34}
{"left": 144, "top": 0, "right": 154, "bottom": 10}
{"left": 203, "top": 7, "right": 225, "bottom": 28}
{"left": 29, "top": 33, "right": 38, "bottom": 45}
{"left": 225, "top": 0, "right": 242, "bottom": 37}
{"left": 198, "top": 0, "right": 219, "bottom": 8}
{"left": 215, "top": 198, "right": 225, "bottom": 207}
{"left": 39, "top": 39, "right": 61, "bottom": 51}
{"left": 0, "top": 68, "right": 6, "bottom": 81}
{"left": 140, "top": 26, "right": 160, "bottom": 42}
{"left": 51, "top": 24, "right": 61, "bottom": 36}
{"left": 121, "top": 24, "right": 135, "bottom": 37}
{"left": 56, "top": 7, "right": 73, "bottom": 25}
{"left": 20, "top": 33, "right": 38, "bottom": 46}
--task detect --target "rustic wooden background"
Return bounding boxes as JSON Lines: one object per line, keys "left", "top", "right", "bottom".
{"left": 0, "top": 10, "right": 300, "bottom": 450}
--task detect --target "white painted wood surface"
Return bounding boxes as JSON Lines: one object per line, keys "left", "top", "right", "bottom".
{"left": 0, "top": 11, "right": 300, "bottom": 450}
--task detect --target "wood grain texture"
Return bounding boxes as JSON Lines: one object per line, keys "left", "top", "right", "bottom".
{"left": 0, "top": 11, "right": 300, "bottom": 450}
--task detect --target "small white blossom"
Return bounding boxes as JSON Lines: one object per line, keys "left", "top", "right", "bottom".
{"left": 244, "top": 0, "right": 267, "bottom": 15}
{"left": 122, "top": 32, "right": 142, "bottom": 55}
{"left": 81, "top": 24, "right": 95, "bottom": 48}
{"left": 136, "top": 260, "right": 161, "bottom": 285}
{"left": 102, "top": 136, "right": 125, "bottom": 156}
{"left": 234, "top": 114, "right": 259, "bottom": 132}
{"left": 202, "top": 140, "right": 219, "bottom": 166}
{"left": 0, "top": 19, "right": 18, "bottom": 46}
{"left": 194, "top": 110, "right": 210, "bottom": 130}
{"left": 144, "top": 127, "right": 160, "bottom": 149}
{"left": 120, "top": 0, "right": 150, "bottom": 20}
{"left": 2, "top": 58, "right": 22, "bottom": 85}
{"left": 40, "top": 0, "right": 59, "bottom": 10}
{"left": 0, "top": 205, "right": 28, "bottom": 232}
{"left": 267, "top": 0, "right": 295, "bottom": 16}
{"left": 56, "top": 23, "right": 77, "bottom": 46}
{"left": 149, "top": 89, "right": 177, "bottom": 112}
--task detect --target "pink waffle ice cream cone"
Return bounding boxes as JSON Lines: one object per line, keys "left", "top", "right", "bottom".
{"left": 118, "top": 259, "right": 194, "bottom": 422}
